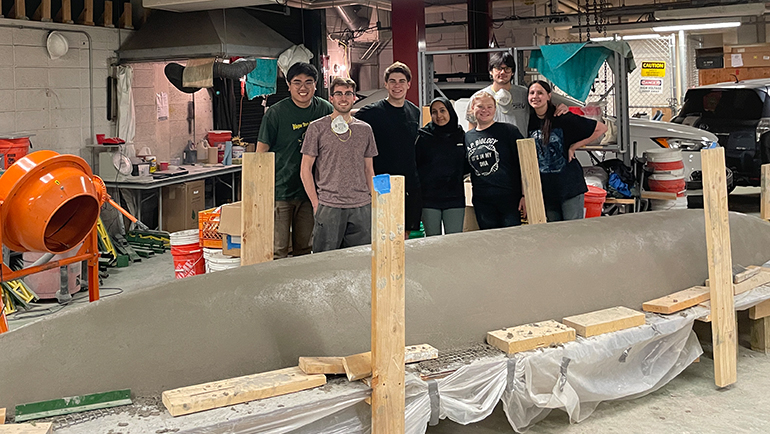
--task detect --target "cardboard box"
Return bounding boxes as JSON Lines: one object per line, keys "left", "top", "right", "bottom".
{"left": 218, "top": 202, "right": 242, "bottom": 257}
{"left": 162, "top": 180, "right": 206, "bottom": 233}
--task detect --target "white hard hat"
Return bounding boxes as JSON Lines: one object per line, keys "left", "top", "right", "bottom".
{"left": 46, "top": 32, "right": 69, "bottom": 60}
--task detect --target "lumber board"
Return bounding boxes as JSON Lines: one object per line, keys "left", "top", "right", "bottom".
{"left": 750, "top": 299, "right": 770, "bottom": 320}
{"left": 701, "top": 146, "right": 737, "bottom": 388}
{"left": 32, "top": 0, "right": 51, "bottom": 21}
{"left": 241, "top": 152, "right": 274, "bottom": 266}
{"left": 487, "top": 320, "right": 576, "bottom": 354}
{"left": 298, "top": 357, "right": 345, "bottom": 375}
{"left": 341, "top": 344, "right": 438, "bottom": 382}
{"left": 56, "top": 0, "right": 73, "bottom": 23}
{"left": 641, "top": 190, "right": 678, "bottom": 201}
{"left": 705, "top": 266, "right": 770, "bottom": 295}
{"left": 118, "top": 1, "right": 132, "bottom": 28}
{"left": 0, "top": 423, "right": 52, "bottom": 433}
{"left": 14, "top": 389, "right": 131, "bottom": 422}
{"left": 734, "top": 265, "right": 761, "bottom": 284}
{"left": 0, "top": 408, "right": 4, "bottom": 424}
{"left": 751, "top": 317, "right": 770, "bottom": 353}
{"left": 562, "top": 306, "right": 645, "bottom": 337}
{"left": 516, "top": 138, "right": 547, "bottom": 224}
{"left": 162, "top": 367, "right": 326, "bottom": 417}
{"left": 13, "top": 0, "right": 25, "bottom": 19}
{"left": 101, "top": 1, "right": 113, "bottom": 27}
{"left": 762, "top": 164, "right": 770, "bottom": 221}
{"left": 370, "top": 174, "right": 405, "bottom": 434}
{"left": 642, "top": 286, "right": 710, "bottom": 314}
{"left": 76, "top": 0, "right": 93, "bottom": 25}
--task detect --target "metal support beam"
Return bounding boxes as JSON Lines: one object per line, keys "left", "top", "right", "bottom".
{"left": 391, "top": 0, "right": 425, "bottom": 105}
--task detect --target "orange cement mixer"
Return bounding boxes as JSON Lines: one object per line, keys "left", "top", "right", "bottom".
{"left": 0, "top": 150, "right": 104, "bottom": 333}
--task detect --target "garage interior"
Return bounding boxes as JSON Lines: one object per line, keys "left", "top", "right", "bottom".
{"left": 2, "top": 0, "right": 770, "bottom": 432}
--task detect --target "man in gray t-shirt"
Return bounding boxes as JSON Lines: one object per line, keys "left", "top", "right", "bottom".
{"left": 300, "top": 77, "right": 378, "bottom": 253}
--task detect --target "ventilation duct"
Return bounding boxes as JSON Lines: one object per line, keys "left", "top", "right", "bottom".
{"left": 336, "top": 5, "right": 371, "bottom": 32}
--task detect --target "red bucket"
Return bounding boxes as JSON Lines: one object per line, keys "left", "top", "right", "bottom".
{"left": 648, "top": 173, "right": 686, "bottom": 197}
{"left": 584, "top": 185, "right": 607, "bottom": 218}
{"left": 0, "top": 137, "right": 31, "bottom": 170}
{"left": 170, "top": 229, "right": 204, "bottom": 279}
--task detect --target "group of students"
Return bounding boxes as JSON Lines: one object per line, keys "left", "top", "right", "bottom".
{"left": 256, "top": 53, "right": 606, "bottom": 259}
{"left": 421, "top": 52, "right": 607, "bottom": 231}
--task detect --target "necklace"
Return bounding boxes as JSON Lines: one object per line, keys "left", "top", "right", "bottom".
{"left": 334, "top": 128, "right": 352, "bottom": 142}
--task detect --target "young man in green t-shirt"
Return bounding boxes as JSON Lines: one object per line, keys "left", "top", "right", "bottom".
{"left": 257, "top": 63, "right": 333, "bottom": 259}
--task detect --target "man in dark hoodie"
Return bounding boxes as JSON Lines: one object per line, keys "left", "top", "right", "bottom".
{"left": 415, "top": 97, "right": 468, "bottom": 236}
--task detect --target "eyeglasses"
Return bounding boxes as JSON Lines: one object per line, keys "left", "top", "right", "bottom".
{"left": 492, "top": 67, "right": 513, "bottom": 73}
{"left": 331, "top": 91, "right": 355, "bottom": 97}
{"left": 290, "top": 79, "right": 315, "bottom": 88}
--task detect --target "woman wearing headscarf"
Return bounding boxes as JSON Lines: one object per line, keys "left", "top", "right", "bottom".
{"left": 415, "top": 97, "right": 468, "bottom": 236}
{"left": 526, "top": 80, "right": 607, "bottom": 221}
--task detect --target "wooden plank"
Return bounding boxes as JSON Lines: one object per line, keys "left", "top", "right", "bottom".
{"left": 486, "top": 320, "right": 575, "bottom": 354}
{"left": 241, "top": 152, "right": 274, "bottom": 266}
{"left": 516, "top": 138, "right": 547, "bottom": 224}
{"left": 562, "top": 306, "right": 645, "bottom": 338}
{"left": 298, "top": 356, "right": 345, "bottom": 375}
{"left": 101, "top": 1, "right": 113, "bottom": 27}
{"left": 56, "top": 0, "right": 72, "bottom": 22}
{"left": 750, "top": 299, "right": 770, "bottom": 320}
{"left": 162, "top": 367, "right": 326, "bottom": 417}
{"left": 14, "top": 389, "right": 131, "bottom": 422}
{"left": 0, "top": 408, "right": 4, "bottom": 424}
{"left": 642, "top": 286, "right": 710, "bottom": 314}
{"left": 762, "top": 164, "right": 770, "bottom": 220}
{"left": 13, "top": 0, "right": 26, "bottom": 19}
{"left": 118, "top": 1, "right": 132, "bottom": 28}
{"left": 32, "top": 0, "right": 51, "bottom": 21}
{"left": 734, "top": 265, "right": 761, "bottom": 284}
{"left": 370, "top": 174, "right": 405, "bottom": 434}
{"left": 701, "top": 146, "right": 737, "bottom": 388}
{"left": 641, "top": 190, "right": 678, "bottom": 201}
{"left": 0, "top": 423, "right": 53, "bottom": 433}
{"left": 705, "top": 266, "right": 770, "bottom": 295}
{"left": 341, "top": 344, "right": 439, "bottom": 381}
{"left": 751, "top": 317, "right": 770, "bottom": 353}
{"left": 76, "top": 0, "right": 93, "bottom": 25}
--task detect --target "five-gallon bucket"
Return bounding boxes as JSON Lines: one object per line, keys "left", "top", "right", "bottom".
{"left": 648, "top": 173, "right": 686, "bottom": 197}
{"left": 584, "top": 185, "right": 607, "bottom": 218}
{"left": 644, "top": 148, "right": 684, "bottom": 175}
{"left": 207, "top": 250, "right": 241, "bottom": 272}
{"left": 171, "top": 229, "right": 204, "bottom": 279}
{"left": 0, "top": 136, "right": 30, "bottom": 170}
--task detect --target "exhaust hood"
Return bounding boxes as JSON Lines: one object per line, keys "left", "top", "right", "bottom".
{"left": 117, "top": 9, "right": 294, "bottom": 62}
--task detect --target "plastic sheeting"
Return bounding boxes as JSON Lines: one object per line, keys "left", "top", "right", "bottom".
{"left": 116, "top": 65, "right": 135, "bottom": 144}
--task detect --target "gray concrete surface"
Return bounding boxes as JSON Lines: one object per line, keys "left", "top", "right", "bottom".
{"left": 3, "top": 210, "right": 770, "bottom": 412}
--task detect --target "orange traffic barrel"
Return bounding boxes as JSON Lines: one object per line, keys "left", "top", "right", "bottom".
{"left": 0, "top": 150, "right": 101, "bottom": 253}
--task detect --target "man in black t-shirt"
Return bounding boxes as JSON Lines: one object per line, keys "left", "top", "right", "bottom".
{"left": 355, "top": 62, "right": 423, "bottom": 234}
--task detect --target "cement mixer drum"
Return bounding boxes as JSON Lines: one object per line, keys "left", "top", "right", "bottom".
{"left": 0, "top": 150, "right": 101, "bottom": 254}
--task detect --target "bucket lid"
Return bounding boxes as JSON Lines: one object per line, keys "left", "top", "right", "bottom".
{"left": 170, "top": 229, "right": 200, "bottom": 245}
{"left": 585, "top": 185, "right": 607, "bottom": 198}
{"left": 644, "top": 148, "right": 682, "bottom": 162}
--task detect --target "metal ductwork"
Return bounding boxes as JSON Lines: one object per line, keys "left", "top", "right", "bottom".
{"left": 335, "top": 5, "right": 371, "bottom": 32}
{"left": 117, "top": 9, "right": 293, "bottom": 62}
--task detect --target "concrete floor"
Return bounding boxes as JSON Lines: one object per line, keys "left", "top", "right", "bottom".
{"left": 4, "top": 187, "right": 769, "bottom": 432}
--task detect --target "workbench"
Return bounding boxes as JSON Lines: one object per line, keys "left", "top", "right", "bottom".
{"left": 103, "top": 164, "right": 242, "bottom": 230}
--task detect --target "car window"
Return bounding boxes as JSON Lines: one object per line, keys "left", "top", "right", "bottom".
{"left": 679, "top": 89, "right": 764, "bottom": 120}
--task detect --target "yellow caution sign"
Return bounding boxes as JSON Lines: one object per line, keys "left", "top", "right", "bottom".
{"left": 641, "top": 61, "right": 666, "bottom": 77}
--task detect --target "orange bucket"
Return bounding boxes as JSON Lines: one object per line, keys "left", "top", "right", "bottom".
{"left": 584, "top": 185, "right": 607, "bottom": 218}
{"left": 170, "top": 230, "right": 204, "bottom": 279}
{"left": 0, "top": 137, "right": 31, "bottom": 170}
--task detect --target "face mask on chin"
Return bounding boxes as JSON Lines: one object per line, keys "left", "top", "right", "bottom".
{"left": 331, "top": 115, "right": 350, "bottom": 134}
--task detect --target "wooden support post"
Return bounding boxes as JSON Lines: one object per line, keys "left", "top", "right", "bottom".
{"left": 762, "top": 164, "right": 770, "bottom": 221}
{"left": 371, "top": 174, "right": 405, "bottom": 434}
{"left": 701, "top": 146, "right": 737, "bottom": 388}
{"left": 101, "top": 1, "right": 113, "bottom": 27}
{"left": 56, "top": 0, "right": 73, "bottom": 23}
{"left": 12, "top": 0, "right": 27, "bottom": 19}
{"left": 77, "top": 0, "right": 93, "bottom": 25}
{"left": 32, "top": 0, "right": 51, "bottom": 21}
{"left": 241, "top": 152, "right": 274, "bottom": 266}
{"left": 118, "top": 1, "right": 132, "bottom": 29}
{"left": 0, "top": 0, "right": 3, "bottom": 18}
{"left": 751, "top": 317, "right": 770, "bottom": 353}
{"left": 516, "top": 138, "right": 547, "bottom": 224}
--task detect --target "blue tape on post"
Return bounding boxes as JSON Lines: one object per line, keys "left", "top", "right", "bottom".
{"left": 373, "top": 174, "right": 391, "bottom": 194}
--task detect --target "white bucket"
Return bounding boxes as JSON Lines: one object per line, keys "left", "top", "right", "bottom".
{"left": 232, "top": 146, "right": 245, "bottom": 159}
{"left": 170, "top": 229, "right": 199, "bottom": 246}
{"left": 207, "top": 251, "right": 241, "bottom": 272}
{"left": 203, "top": 248, "right": 221, "bottom": 273}
{"left": 644, "top": 148, "right": 685, "bottom": 177}
{"left": 650, "top": 196, "right": 688, "bottom": 211}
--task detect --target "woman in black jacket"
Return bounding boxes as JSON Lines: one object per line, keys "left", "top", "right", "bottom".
{"left": 415, "top": 97, "right": 468, "bottom": 236}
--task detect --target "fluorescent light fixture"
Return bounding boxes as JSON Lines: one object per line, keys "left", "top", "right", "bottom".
{"left": 590, "top": 34, "right": 662, "bottom": 42}
{"left": 654, "top": 3, "right": 764, "bottom": 20}
{"left": 652, "top": 22, "right": 741, "bottom": 32}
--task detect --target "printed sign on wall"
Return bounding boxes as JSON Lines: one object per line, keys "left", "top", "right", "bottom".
{"left": 640, "top": 78, "right": 663, "bottom": 94}
{"left": 641, "top": 61, "right": 666, "bottom": 77}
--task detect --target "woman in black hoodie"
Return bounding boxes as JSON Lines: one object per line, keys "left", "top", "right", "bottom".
{"left": 415, "top": 97, "right": 468, "bottom": 236}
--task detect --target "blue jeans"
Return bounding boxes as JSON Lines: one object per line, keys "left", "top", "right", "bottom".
{"left": 545, "top": 194, "right": 585, "bottom": 222}
{"left": 472, "top": 195, "right": 522, "bottom": 230}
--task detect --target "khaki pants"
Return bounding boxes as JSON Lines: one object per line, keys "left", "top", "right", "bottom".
{"left": 274, "top": 200, "right": 313, "bottom": 259}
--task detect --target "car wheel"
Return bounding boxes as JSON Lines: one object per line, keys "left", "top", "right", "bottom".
{"left": 726, "top": 167, "right": 736, "bottom": 194}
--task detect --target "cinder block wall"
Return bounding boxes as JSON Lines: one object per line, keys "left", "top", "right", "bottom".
{"left": 0, "top": 19, "right": 124, "bottom": 166}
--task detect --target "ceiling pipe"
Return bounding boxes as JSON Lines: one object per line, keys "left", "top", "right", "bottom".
{"left": 285, "top": 0, "right": 391, "bottom": 11}
{"left": 335, "top": 5, "right": 371, "bottom": 31}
